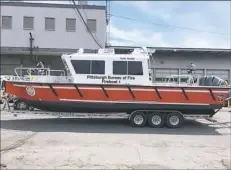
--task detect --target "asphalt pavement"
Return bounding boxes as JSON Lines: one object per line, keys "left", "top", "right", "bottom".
{"left": 1, "top": 108, "right": 231, "bottom": 169}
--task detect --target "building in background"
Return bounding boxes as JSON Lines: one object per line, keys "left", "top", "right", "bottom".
{"left": 1, "top": 1, "right": 106, "bottom": 74}
{"left": 110, "top": 46, "right": 231, "bottom": 83}
{"left": 1, "top": 2, "right": 230, "bottom": 84}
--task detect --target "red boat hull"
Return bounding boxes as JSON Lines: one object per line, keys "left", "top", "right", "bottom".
{"left": 4, "top": 81, "right": 230, "bottom": 115}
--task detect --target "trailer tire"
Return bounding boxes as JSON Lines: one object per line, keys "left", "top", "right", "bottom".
{"left": 148, "top": 112, "right": 166, "bottom": 128}
{"left": 166, "top": 112, "right": 184, "bottom": 128}
{"left": 14, "top": 101, "right": 29, "bottom": 110}
{"left": 129, "top": 111, "right": 147, "bottom": 127}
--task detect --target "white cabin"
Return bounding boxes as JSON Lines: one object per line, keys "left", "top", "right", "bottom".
{"left": 61, "top": 48, "right": 152, "bottom": 86}
{"left": 12, "top": 47, "right": 153, "bottom": 86}
{"left": 9, "top": 48, "right": 226, "bottom": 87}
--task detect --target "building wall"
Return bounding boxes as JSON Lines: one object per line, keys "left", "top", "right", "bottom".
{"left": 153, "top": 53, "right": 231, "bottom": 69}
{"left": 1, "top": 3, "right": 106, "bottom": 49}
{"left": 151, "top": 52, "right": 231, "bottom": 83}
{"left": 1, "top": 55, "right": 22, "bottom": 75}
{"left": 2, "top": 52, "right": 231, "bottom": 84}
{"left": 0, "top": 55, "right": 65, "bottom": 75}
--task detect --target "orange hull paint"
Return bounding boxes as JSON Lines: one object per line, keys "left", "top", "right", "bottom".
{"left": 5, "top": 82, "right": 229, "bottom": 104}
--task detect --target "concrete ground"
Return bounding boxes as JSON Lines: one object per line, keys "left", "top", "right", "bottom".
{"left": 1, "top": 108, "right": 231, "bottom": 169}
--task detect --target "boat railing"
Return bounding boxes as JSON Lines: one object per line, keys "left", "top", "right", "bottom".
{"left": 13, "top": 67, "right": 70, "bottom": 83}
{"left": 163, "top": 74, "right": 199, "bottom": 86}
{"left": 153, "top": 74, "right": 200, "bottom": 86}
{"left": 15, "top": 67, "right": 66, "bottom": 76}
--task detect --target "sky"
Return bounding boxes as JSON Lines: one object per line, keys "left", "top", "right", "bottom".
{"left": 23, "top": 1, "right": 231, "bottom": 49}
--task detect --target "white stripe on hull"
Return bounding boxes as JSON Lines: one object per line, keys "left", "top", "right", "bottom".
{"left": 12, "top": 84, "right": 229, "bottom": 93}
{"left": 53, "top": 86, "right": 228, "bottom": 93}
{"left": 59, "top": 98, "right": 210, "bottom": 106}
{"left": 13, "top": 84, "right": 49, "bottom": 88}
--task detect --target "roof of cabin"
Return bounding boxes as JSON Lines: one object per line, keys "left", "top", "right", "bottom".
{"left": 65, "top": 52, "right": 150, "bottom": 59}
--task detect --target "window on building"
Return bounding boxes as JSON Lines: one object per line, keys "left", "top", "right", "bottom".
{"left": 91, "top": 60, "right": 105, "bottom": 74}
{"left": 128, "top": 61, "right": 143, "bottom": 75}
{"left": 113, "top": 61, "right": 127, "bottom": 75}
{"left": 71, "top": 60, "right": 90, "bottom": 74}
{"left": 66, "top": 18, "right": 76, "bottom": 31}
{"left": 87, "top": 19, "right": 96, "bottom": 32}
{"left": 23, "top": 16, "right": 34, "bottom": 30}
{"left": 45, "top": 17, "right": 55, "bottom": 31}
{"left": 1, "top": 16, "right": 12, "bottom": 29}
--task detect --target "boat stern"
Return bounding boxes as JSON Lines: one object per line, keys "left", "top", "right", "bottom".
{"left": 3, "top": 80, "right": 20, "bottom": 98}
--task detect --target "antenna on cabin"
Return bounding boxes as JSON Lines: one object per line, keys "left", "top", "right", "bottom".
{"left": 140, "top": 46, "right": 156, "bottom": 82}
{"left": 142, "top": 46, "right": 155, "bottom": 56}
{"left": 142, "top": 47, "right": 156, "bottom": 70}
{"left": 149, "top": 49, "right": 156, "bottom": 64}
{"left": 141, "top": 46, "right": 148, "bottom": 54}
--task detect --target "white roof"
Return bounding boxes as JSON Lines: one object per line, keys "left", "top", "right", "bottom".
{"left": 68, "top": 53, "right": 148, "bottom": 59}
{"left": 64, "top": 48, "right": 150, "bottom": 59}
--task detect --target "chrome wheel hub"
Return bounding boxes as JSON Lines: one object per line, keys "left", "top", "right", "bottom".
{"left": 134, "top": 115, "right": 144, "bottom": 125}
{"left": 18, "top": 102, "right": 27, "bottom": 110}
{"left": 169, "top": 116, "right": 179, "bottom": 126}
{"left": 152, "top": 115, "right": 162, "bottom": 125}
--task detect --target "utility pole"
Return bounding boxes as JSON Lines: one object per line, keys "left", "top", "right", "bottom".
{"left": 29, "top": 32, "right": 34, "bottom": 58}
{"left": 29, "top": 32, "right": 39, "bottom": 63}
{"left": 105, "top": 0, "right": 111, "bottom": 47}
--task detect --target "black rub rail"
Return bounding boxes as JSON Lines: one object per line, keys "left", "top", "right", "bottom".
{"left": 48, "top": 84, "right": 58, "bottom": 96}
{"left": 74, "top": 85, "right": 83, "bottom": 97}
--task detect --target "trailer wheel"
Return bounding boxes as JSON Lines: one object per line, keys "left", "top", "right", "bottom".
{"left": 14, "top": 101, "right": 29, "bottom": 110}
{"left": 148, "top": 112, "right": 166, "bottom": 128}
{"left": 129, "top": 111, "right": 147, "bottom": 127}
{"left": 166, "top": 112, "right": 184, "bottom": 128}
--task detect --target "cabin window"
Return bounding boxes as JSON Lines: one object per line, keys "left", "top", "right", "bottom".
{"left": 128, "top": 61, "right": 143, "bottom": 75}
{"left": 71, "top": 60, "right": 105, "bottom": 74}
{"left": 91, "top": 60, "right": 105, "bottom": 74}
{"left": 71, "top": 60, "right": 90, "bottom": 74}
{"left": 113, "top": 61, "right": 143, "bottom": 75}
{"left": 113, "top": 61, "right": 127, "bottom": 75}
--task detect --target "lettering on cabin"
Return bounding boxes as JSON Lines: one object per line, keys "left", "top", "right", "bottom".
{"left": 127, "top": 57, "right": 135, "bottom": 60}
{"left": 102, "top": 79, "right": 120, "bottom": 84}
{"left": 120, "top": 57, "right": 135, "bottom": 60}
{"left": 127, "top": 76, "right": 135, "bottom": 80}
{"left": 87, "top": 75, "right": 107, "bottom": 79}
{"left": 86, "top": 75, "right": 136, "bottom": 84}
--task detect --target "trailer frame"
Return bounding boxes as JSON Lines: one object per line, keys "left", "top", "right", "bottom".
{"left": 2, "top": 108, "right": 216, "bottom": 128}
